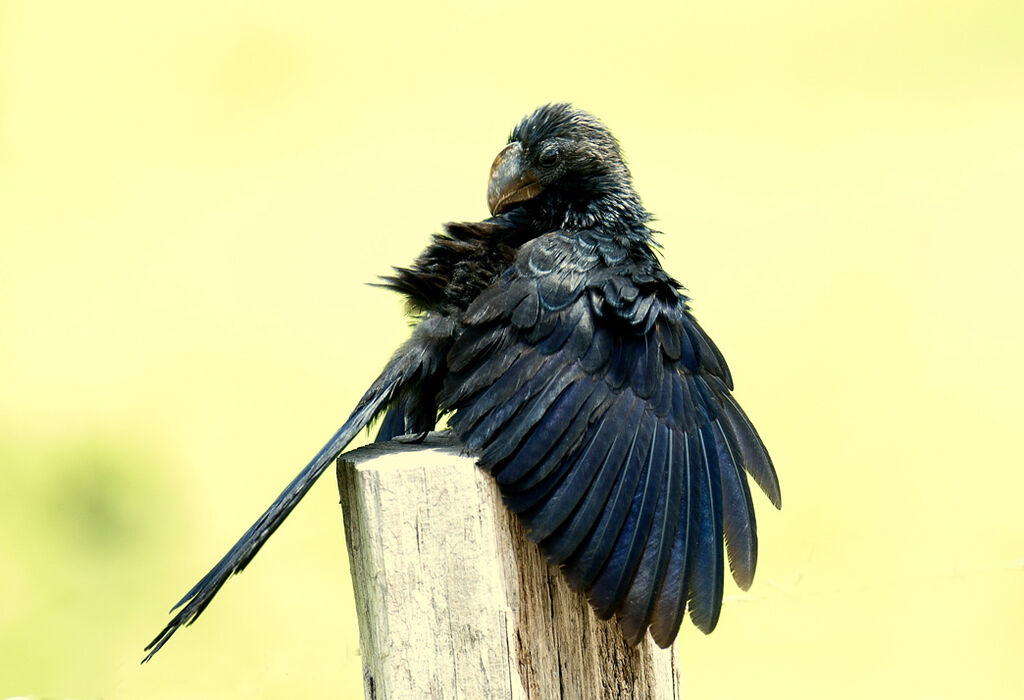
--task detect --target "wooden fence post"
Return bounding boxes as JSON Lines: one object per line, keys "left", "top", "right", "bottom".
{"left": 337, "top": 432, "right": 681, "bottom": 700}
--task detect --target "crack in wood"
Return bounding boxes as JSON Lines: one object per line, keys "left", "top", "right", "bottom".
{"left": 338, "top": 433, "right": 681, "bottom": 699}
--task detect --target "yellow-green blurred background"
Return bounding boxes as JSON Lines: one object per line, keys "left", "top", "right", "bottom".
{"left": 2, "top": 0, "right": 1022, "bottom": 697}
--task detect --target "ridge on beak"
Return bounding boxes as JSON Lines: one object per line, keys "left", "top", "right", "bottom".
{"left": 487, "top": 142, "right": 542, "bottom": 216}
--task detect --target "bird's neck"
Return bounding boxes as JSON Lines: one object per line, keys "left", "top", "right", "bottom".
{"left": 563, "top": 191, "right": 651, "bottom": 235}
{"left": 510, "top": 185, "right": 655, "bottom": 248}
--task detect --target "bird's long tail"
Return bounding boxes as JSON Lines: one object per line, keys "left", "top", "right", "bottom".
{"left": 143, "top": 316, "right": 453, "bottom": 662}
{"left": 142, "top": 389, "right": 390, "bottom": 662}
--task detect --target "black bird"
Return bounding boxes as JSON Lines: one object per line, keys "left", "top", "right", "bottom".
{"left": 145, "top": 104, "right": 780, "bottom": 660}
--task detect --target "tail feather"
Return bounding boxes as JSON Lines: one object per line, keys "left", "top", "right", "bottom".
{"left": 143, "top": 392, "right": 390, "bottom": 662}
{"left": 144, "top": 315, "right": 455, "bottom": 661}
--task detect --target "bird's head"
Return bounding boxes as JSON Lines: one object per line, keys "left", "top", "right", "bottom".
{"left": 487, "top": 104, "right": 649, "bottom": 232}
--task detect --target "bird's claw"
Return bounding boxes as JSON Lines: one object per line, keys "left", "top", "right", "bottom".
{"left": 395, "top": 431, "right": 430, "bottom": 444}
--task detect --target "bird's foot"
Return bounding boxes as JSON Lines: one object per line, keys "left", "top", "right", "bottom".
{"left": 395, "top": 431, "right": 431, "bottom": 444}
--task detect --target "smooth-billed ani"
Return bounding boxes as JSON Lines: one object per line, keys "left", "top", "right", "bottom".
{"left": 145, "top": 104, "right": 780, "bottom": 660}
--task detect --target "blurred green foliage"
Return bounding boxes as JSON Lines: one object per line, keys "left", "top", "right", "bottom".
{"left": 0, "top": 434, "right": 172, "bottom": 694}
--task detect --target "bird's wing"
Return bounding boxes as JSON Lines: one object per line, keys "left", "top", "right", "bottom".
{"left": 442, "top": 231, "right": 780, "bottom": 647}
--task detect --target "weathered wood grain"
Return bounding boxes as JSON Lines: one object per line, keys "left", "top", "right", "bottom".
{"left": 338, "top": 432, "right": 680, "bottom": 700}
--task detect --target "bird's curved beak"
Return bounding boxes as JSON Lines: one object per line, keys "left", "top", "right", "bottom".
{"left": 487, "top": 142, "right": 542, "bottom": 216}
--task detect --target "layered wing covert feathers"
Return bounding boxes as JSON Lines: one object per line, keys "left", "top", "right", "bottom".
{"left": 442, "top": 230, "right": 780, "bottom": 647}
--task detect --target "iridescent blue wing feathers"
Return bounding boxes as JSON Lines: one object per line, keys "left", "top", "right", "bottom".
{"left": 443, "top": 232, "right": 779, "bottom": 646}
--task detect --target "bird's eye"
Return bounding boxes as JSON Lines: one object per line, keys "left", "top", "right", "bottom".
{"left": 538, "top": 148, "right": 558, "bottom": 168}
